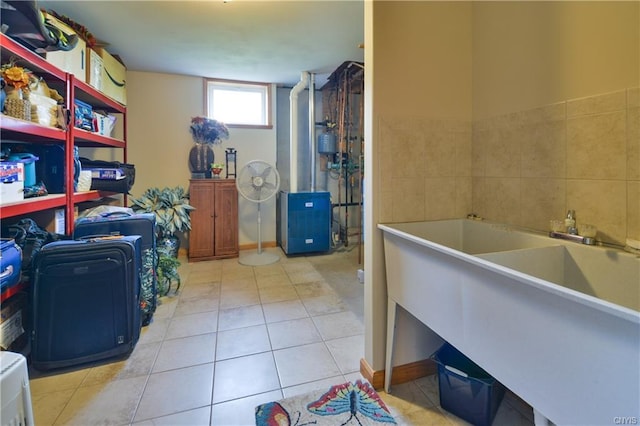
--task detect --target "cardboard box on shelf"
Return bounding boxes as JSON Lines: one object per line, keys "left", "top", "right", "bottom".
{"left": 44, "top": 13, "right": 87, "bottom": 83}
{"left": 95, "top": 47, "right": 127, "bottom": 105}
{"left": 86, "top": 48, "right": 104, "bottom": 91}
{"left": 0, "top": 162, "right": 24, "bottom": 205}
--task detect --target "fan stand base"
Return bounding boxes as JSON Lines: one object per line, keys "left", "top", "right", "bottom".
{"left": 238, "top": 251, "right": 280, "bottom": 266}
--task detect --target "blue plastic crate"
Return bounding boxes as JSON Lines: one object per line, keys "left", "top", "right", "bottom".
{"left": 432, "top": 343, "right": 506, "bottom": 426}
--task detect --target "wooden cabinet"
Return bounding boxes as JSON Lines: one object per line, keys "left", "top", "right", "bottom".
{"left": 0, "top": 33, "right": 127, "bottom": 236}
{"left": 189, "top": 179, "right": 238, "bottom": 261}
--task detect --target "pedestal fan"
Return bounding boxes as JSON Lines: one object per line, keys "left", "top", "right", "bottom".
{"left": 236, "top": 160, "right": 281, "bottom": 265}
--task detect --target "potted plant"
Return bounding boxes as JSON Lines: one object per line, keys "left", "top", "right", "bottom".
{"left": 130, "top": 186, "right": 195, "bottom": 258}
{"left": 210, "top": 162, "right": 224, "bottom": 178}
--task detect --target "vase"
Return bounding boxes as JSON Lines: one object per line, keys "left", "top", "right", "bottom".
{"left": 211, "top": 168, "right": 223, "bottom": 178}
{"left": 189, "top": 144, "right": 214, "bottom": 178}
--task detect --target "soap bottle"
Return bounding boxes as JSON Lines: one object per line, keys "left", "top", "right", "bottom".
{"left": 564, "top": 210, "right": 576, "bottom": 234}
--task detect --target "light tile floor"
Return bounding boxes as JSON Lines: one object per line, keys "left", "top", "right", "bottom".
{"left": 27, "top": 245, "right": 534, "bottom": 426}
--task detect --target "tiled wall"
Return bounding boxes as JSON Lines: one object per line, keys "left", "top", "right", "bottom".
{"left": 473, "top": 87, "right": 640, "bottom": 246}
{"left": 375, "top": 88, "right": 639, "bottom": 247}
{"left": 377, "top": 117, "right": 472, "bottom": 224}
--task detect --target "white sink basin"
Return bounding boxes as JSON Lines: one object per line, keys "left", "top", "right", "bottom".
{"left": 379, "top": 219, "right": 640, "bottom": 425}
{"left": 479, "top": 243, "right": 639, "bottom": 311}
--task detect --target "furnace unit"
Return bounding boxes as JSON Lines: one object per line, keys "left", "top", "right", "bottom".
{"left": 279, "top": 191, "right": 331, "bottom": 255}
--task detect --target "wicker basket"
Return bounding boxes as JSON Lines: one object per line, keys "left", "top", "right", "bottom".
{"left": 4, "top": 98, "right": 32, "bottom": 121}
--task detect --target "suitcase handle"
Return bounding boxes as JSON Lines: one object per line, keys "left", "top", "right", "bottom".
{"left": 0, "top": 265, "right": 14, "bottom": 279}
{"left": 444, "top": 365, "right": 469, "bottom": 378}
{"left": 100, "top": 212, "right": 133, "bottom": 218}
{"left": 77, "top": 234, "right": 125, "bottom": 241}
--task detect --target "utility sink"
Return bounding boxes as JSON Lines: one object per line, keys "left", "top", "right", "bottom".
{"left": 379, "top": 219, "right": 640, "bottom": 425}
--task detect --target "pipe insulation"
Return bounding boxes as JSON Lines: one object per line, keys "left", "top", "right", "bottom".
{"left": 289, "top": 71, "right": 308, "bottom": 193}
{"left": 309, "top": 73, "right": 316, "bottom": 192}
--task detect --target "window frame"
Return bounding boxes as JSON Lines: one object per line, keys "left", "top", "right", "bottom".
{"left": 204, "top": 78, "right": 272, "bottom": 129}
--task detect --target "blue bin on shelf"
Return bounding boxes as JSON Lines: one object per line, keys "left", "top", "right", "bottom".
{"left": 8, "top": 153, "right": 39, "bottom": 187}
{"left": 432, "top": 342, "right": 506, "bottom": 426}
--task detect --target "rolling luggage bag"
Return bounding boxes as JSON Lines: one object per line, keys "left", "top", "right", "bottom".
{"left": 0, "top": 239, "right": 22, "bottom": 294}
{"left": 30, "top": 236, "right": 142, "bottom": 371}
{"left": 73, "top": 211, "right": 157, "bottom": 325}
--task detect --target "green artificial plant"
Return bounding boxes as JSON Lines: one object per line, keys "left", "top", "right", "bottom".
{"left": 157, "top": 254, "right": 181, "bottom": 295}
{"left": 130, "top": 186, "right": 195, "bottom": 239}
{"left": 131, "top": 186, "right": 195, "bottom": 296}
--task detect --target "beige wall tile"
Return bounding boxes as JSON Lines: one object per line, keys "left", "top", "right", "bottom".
{"left": 521, "top": 120, "right": 566, "bottom": 178}
{"left": 567, "top": 90, "right": 626, "bottom": 117}
{"left": 379, "top": 115, "right": 472, "bottom": 224}
{"left": 471, "top": 127, "right": 488, "bottom": 176}
{"left": 390, "top": 131, "right": 426, "bottom": 179}
{"left": 424, "top": 129, "right": 457, "bottom": 177}
{"left": 485, "top": 126, "right": 521, "bottom": 178}
{"left": 455, "top": 129, "right": 473, "bottom": 177}
{"left": 455, "top": 177, "right": 473, "bottom": 217}
{"left": 424, "top": 177, "right": 457, "bottom": 220}
{"left": 471, "top": 177, "right": 487, "bottom": 217}
{"left": 519, "top": 178, "right": 567, "bottom": 231}
{"left": 392, "top": 177, "right": 425, "bottom": 222}
{"left": 481, "top": 177, "right": 521, "bottom": 225}
{"left": 472, "top": 89, "right": 637, "bottom": 242}
{"left": 378, "top": 116, "right": 397, "bottom": 157}
{"left": 628, "top": 181, "right": 640, "bottom": 240}
{"left": 567, "top": 179, "right": 627, "bottom": 245}
{"left": 566, "top": 111, "right": 627, "bottom": 180}
{"left": 628, "top": 107, "right": 640, "bottom": 180}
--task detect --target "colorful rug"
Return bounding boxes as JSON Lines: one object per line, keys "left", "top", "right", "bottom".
{"left": 255, "top": 380, "right": 397, "bottom": 426}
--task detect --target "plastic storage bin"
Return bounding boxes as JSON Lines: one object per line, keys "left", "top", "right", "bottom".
{"left": 432, "top": 343, "right": 506, "bottom": 426}
{"left": 8, "top": 153, "right": 38, "bottom": 187}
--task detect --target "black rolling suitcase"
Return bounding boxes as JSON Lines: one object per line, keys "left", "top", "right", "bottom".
{"left": 30, "top": 236, "right": 142, "bottom": 371}
{"left": 74, "top": 211, "right": 158, "bottom": 326}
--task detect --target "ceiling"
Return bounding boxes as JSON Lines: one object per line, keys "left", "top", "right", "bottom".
{"left": 37, "top": 0, "right": 365, "bottom": 88}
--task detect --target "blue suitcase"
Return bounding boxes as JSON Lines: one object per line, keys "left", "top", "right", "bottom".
{"left": 0, "top": 239, "right": 22, "bottom": 294}
{"left": 31, "top": 236, "right": 142, "bottom": 370}
{"left": 74, "top": 212, "right": 157, "bottom": 325}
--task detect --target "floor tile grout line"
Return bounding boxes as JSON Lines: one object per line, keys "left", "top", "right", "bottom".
{"left": 129, "top": 333, "right": 165, "bottom": 424}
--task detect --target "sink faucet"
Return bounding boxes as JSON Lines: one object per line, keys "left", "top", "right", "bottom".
{"left": 549, "top": 210, "right": 596, "bottom": 245}
{"left": 565, "top": 210, "right": 577, "bottom": 235}
{"left": 549, "top": 231, "right": 596, "bottom": 246}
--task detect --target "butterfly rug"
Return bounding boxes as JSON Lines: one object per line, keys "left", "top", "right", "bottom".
{"left": 255, "top": 380, "right": 397, "bottom": 426}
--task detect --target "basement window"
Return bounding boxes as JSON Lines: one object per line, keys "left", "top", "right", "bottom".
{"left": 205, "top": 79, "right": 272, "bottom": 128}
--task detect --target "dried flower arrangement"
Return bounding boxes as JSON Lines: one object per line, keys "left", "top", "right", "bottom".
{"left": 1, "top": 62, "right": 32, "bottom": 90}
{"left": 189, "top": 117, "right": 229, "bottom": 145}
